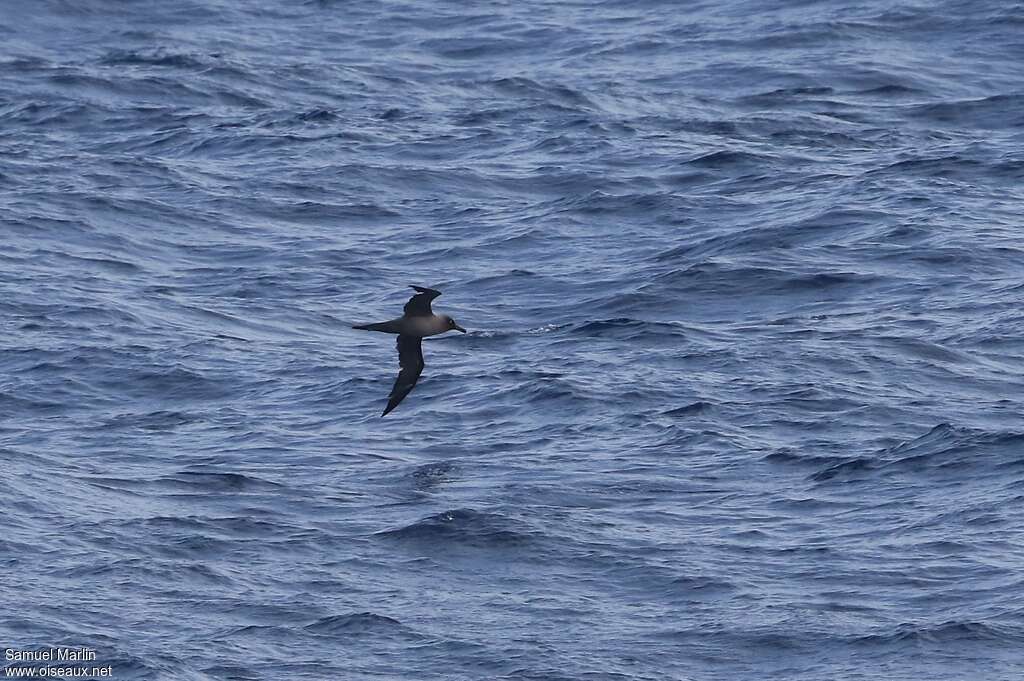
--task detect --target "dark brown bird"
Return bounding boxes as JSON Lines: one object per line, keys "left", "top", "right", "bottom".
{"left": 353, "top": 286, "right": 466, "bottom": 416}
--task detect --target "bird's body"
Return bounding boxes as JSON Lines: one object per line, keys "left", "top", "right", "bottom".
{"left": 352, "top": 286, "right": 466, "bottom": 416}
{"left": 352, "top": 314, "right": 455, "bottom": 338}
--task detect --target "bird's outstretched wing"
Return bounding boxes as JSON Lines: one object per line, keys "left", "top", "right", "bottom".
{"left": 382, "top": 335, "right": 424, "bottom": 416}
{"left": 403, "top": 285, "right": 442, "bottom": 317}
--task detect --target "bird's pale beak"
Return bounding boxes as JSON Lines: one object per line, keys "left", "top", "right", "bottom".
{"left": 454, "top": 324, "right": 467, "bottom": 333}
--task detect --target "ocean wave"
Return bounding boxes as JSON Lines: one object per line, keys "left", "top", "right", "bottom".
{"left": 4, "top": 0, "right": 1023, "bottom": 678}
{"left": 377, "top": 509, "right": 541, "bottom": 549}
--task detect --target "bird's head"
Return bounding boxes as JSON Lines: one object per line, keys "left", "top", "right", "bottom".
{"left": 442, "top": 315, "right": 466, "bottom": 333}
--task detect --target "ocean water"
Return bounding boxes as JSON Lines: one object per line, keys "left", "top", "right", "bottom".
{"left": 2, "top": 0, "right": 1023, "bottom": 679}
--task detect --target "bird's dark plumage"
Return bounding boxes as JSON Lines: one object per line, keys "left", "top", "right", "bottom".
{"left": 352, "top": 285, "right": 465, "bottom": 416}
{"left": 383, "top": 335, "right": 424, "bottom": 416}
{"left": 403, "top": 285, "right": 441, "bottom": 317}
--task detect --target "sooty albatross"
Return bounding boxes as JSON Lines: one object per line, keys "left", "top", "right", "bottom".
{"left": 352, "top": 285, "right": 466, "bottom": 416}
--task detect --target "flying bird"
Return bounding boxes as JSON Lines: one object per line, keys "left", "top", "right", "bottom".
{"left": 353, "top": 285, "right": 466, "bottom": 416}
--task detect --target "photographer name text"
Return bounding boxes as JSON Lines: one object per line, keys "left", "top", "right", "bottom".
{"left": 5, "top": 649, "right": 97, "bottom": 663}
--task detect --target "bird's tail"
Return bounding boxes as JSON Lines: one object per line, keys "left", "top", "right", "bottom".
{"left": 352, "top": 321, "right": 400, "bottom": 333}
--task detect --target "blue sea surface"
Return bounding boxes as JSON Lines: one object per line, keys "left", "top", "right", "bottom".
{"left": 2, "top": 1, "right": 1023, "bottom": 679}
